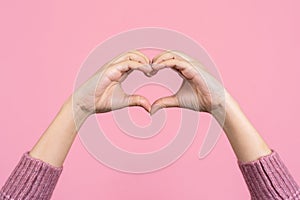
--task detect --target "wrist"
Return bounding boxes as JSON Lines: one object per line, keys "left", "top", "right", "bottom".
{"left": 64, "top": 95, "right": 91, "bottom": 130}
{"left": 211, "top": 91, "right": 236, "bottom": 125}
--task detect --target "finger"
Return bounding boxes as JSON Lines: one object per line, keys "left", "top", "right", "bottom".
{"left": 152, "top": 50, "right": 186, "bottom": 64}
{"left": 152, "top": 59, "right": 185, "bottom": 71}
{"left": 110, "top": 60, "right": 153, "bottom": 80}
{"left": 152, "top": 51, "right": 175, "bottom": 64}
{"left": 112, "top": 52, "right": 146, "bottom": 65}
{"left": 150, "top": 95, "right": 179, "bottom": 115}
{"left": 151, "top": 50, "right": 168, "bottom": 64}
{"left": 113, "top": 50, "right": 150, "bottom": 65}
{"left": 153, "top": 53, "right": 209, "bottom": 80}
{"left": 168, "top": 50, "right": 195, "bottom": 62}
{"left": 152, "top": 59, "right": 197, "bottom": 80}
{"left": 126, "top": 94, "right": 151, "bottom": 112}
{"left": 152, "top": 50, "right": 177, "bottom": 64}
{"left": 130, "top": 50, "right": 150, "bottom": 64}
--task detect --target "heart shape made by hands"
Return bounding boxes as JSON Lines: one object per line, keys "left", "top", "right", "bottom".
{"left": 73, "top": 50, "right": 225, "bottom": 120}
{"left": 132, "top": 50, "right": 224, "bottom": 116}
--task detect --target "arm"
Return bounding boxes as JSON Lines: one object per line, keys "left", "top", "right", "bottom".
{"left": 0, "top": 50, "right": 152, "bottom": 200}
{"left": 150, "top": 50, "right": 271, "bottom": 162}
{"left": 151, "top": 50, "right": 300, "bottom": 199}
{"left": 217, "top": 94, "right": 300, "bottom": 199}
{"left": 213, "top": 92, "right": 271, "bottom": 163}
{"left": 30, "top": 50, "right": 152, "bottom": 168}
{"left": 29, "top": 98, "right": 88, "bottom": 168}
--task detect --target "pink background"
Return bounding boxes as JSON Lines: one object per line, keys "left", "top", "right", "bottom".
{"left": 0, "top": 0, "right": 299, "bottom": 199}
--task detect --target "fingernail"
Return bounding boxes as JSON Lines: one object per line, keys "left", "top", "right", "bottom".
{"left": 147, "top": 106, "right": 151, "bottom": 113}
{"left": 150, "top": 110, "right": 156, "bottom": 116}
{"left": 145, "top": 72, "right": 151, "bottom": 77}
{"left": 150, "top": 106, "right": 159, "bottom": 116}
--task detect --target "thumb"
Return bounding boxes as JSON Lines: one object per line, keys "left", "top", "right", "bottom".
{"left": 150, "top": 95, "right": 179, "bottom": 115}
{"left": 125, "top": 94, "right": 151, "bottom": 113}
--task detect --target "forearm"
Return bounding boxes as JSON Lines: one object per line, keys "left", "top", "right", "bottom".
{"left": 215, "top": 93, "right": 300, "bottom": 199}
{"left": 213, "top": 92, "right": 271, "bottom": 162}
{"left": 0, "top": 97, "right": 84, "bottom": 200}
{"left": 29, "top": 96, "right": 89, "bottom": 167}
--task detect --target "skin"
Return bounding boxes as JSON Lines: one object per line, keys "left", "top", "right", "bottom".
{"left": 30, "top": 51, "right": 153, "bottom": 167}
{"left": 29, "top": 50, "right": 271, "bottom": 168}
{"left": 150, "top": 51, "right": 272, "bottom": 162}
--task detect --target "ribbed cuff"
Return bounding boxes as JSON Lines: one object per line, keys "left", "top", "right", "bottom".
{"left": 0, "top": 152, "right": 63, "bottom": 200}
{"left": 239, "top": 151, "right": 300, "bottom": 200}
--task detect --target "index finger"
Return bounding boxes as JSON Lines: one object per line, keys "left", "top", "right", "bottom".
{"left": 131, "top": 50, "right": 150, "bottom": 64}
{"left": 152, "top": 50, "right": 179, "bottom": 64}
{"left": 152, "top": 59, "right": 198, "bottom": 80}
{"left": 112, "top": 52, "right": 147, "bottom": 65}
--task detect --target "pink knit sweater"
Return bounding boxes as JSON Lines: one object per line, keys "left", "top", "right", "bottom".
{"left": 0, "top": 151, "right": 299, "bottom": 200}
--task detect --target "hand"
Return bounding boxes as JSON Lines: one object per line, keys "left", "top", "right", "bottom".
{"left": 30, "top": 51, "right": 153, "bottom": 167}
{"left": 73, "top": 50, "right": 153, "bottom": 116}
{"left": 150, "top": 50, "right": 226, "bottom": 115}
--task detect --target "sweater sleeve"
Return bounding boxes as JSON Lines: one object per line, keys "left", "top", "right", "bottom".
{"left": 239, "top": 151, "right": 300, "bottom": 200}
{"left": 0, "top": 152, "right": 63, "bottom": 200}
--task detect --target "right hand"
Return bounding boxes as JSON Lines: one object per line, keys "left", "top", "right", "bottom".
{"left": 150, "top": 50, "right": 226, "bottom": 115}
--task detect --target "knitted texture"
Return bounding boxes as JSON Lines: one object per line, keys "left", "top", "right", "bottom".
{"left": 0, "top": 152, "right": 62, "bottom": 200}
{"left": 1, "top": 151, "right": 299, "bottom": 199}
{"left": 239, "top": 151, "right": 300, "bottom": 200}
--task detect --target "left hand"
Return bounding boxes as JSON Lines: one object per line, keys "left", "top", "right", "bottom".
{"left": 73, "top": 50, "right": 153, "bottom": 116}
